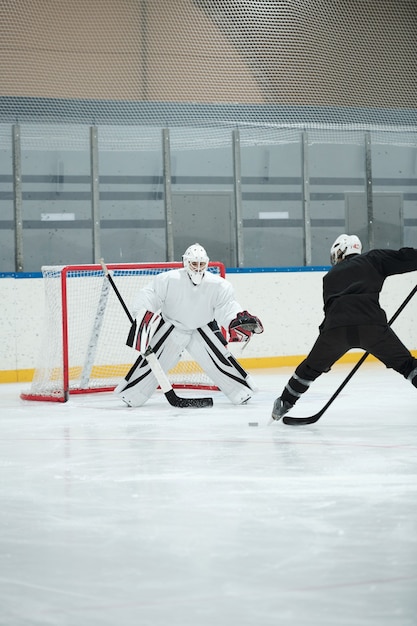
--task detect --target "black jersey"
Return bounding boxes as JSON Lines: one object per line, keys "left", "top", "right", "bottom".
{"left": 320, "top": 248, "right": 417, "bottom": 331}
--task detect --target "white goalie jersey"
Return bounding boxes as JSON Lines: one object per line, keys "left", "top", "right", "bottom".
{"left": 131, "top": 267, "right": 242, "bottom": 332}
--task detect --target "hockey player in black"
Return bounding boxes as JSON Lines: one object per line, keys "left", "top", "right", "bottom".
{"left": 271, "top": 234, "right": 417, "bottom": 421}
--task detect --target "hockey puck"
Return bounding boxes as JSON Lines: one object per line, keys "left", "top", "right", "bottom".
{"left": 248, "top": 422, "right": 259, "bottom": 427}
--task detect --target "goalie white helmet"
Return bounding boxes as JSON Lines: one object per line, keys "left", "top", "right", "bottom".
{"left": 182, "top": 243, "right": 210, "bottom": 285}
{"left": 330, "top": 234, "right": 362, "bottom": 265}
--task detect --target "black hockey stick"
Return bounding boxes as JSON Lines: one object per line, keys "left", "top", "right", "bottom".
{"left": 283, "top": 283, "right": 417, "bottom": 426}
{"left": 100, "top": 259, "right": 213, "bottom": 408}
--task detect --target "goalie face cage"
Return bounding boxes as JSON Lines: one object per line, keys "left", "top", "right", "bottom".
{"left": 21, "top": 262, "right": 226, "bottom": 403}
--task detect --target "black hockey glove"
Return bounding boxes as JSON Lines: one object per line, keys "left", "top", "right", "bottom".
{"left": 228, "top": 311, "right": 264, "bottom": 343}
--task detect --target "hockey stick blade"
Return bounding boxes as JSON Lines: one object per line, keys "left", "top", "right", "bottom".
{"left": 282, "top": 282, "right": 417, "bottom": 426}
{"left": 165, "top": 389, "right": 213, "bottom": 408}
{"left": 282, "top": 412, "right": 323, "bottom": 426}
{"left": 100, "top": 258, "right": 214, "bottom": 409}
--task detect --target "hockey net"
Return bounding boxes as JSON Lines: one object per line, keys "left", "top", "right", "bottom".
{"left": 21, "top": 262, "right": 225, "bottom": 403}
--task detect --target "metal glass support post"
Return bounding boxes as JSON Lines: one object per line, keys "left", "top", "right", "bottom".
{"left": 12, "top": 124, "right": 24, "bottom": 272}
{"left": 232, "top": 129, "right": 243, "bottom": 267}
{"left": 162, "top": 128, "right": 174, "bottom": 262}
{"left": 301, "top": 131, "right": 312, "bottom": 266}
{"left": 364, "top": 131, "right": 374, "bottom": 251}
{"left": 90, "top": 126, "right": 101, "bottom": 263}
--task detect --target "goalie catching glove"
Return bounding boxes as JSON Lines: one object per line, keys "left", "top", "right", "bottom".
{"left": 228, "top": 311, "right": 264, "bottom": 343}
{"left": 127, "top": 309, "right": 162, "bottom": 353}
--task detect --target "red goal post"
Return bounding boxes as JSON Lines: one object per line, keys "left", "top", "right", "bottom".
{"left": 21, "top": 261, "right": 226, "bottom": 402}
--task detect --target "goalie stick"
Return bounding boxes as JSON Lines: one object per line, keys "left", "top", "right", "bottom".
{"left": 282, "top": 283, "right": 417, "bottom": 426}
{"left": 100, "top": 259, "right": 213, "bottom": 409}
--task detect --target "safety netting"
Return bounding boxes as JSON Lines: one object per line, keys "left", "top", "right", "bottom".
{"left": 0, "top": 0, "right": 416, "bottom": 146}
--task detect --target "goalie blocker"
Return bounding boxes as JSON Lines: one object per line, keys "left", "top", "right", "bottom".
{"left": 126, "top": 308, "right": 162, "bottom": 353}
{"left": 115, "top": 316, "right": 259, "bottom": 407}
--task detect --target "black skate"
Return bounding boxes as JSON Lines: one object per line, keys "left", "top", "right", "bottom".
{"left": 271, "top": 397, "right": 293, "bottom": 421}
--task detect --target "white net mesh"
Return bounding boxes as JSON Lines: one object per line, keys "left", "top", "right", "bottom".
{"left": 23, "top": 262, "right": 225, "bottom": 402}
{"left": 0, "top": 0, "right": 415, "bottom": 146}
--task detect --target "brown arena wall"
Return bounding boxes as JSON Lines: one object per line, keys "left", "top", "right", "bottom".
{"left": 0, "top": 0, "right": 416, "bottom": 109}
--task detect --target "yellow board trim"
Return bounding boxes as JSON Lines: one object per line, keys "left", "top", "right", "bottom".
{"left": 1, "top": 369, "right": 35, "bottom": 383}
{"left": 3, "top": 350, "right": 417, "bottom": 384}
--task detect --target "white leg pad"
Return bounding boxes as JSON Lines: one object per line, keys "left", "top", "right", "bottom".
{"left": 115, "top": 381, "right": 150, "bottom": 408}
{"left": 114, "top": 324, "right": 191, "bottom": 407}
{"left": 186, "top": 325, "right": 257, "bottom": 404}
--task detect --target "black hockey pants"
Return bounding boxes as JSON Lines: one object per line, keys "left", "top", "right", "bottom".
{"left": 282, "top": 324, "right": 417, "bottom": 406}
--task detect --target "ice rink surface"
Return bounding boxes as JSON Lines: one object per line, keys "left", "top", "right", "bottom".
{"left": 1, "top": 363, "right": 417, "bottom": 626}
